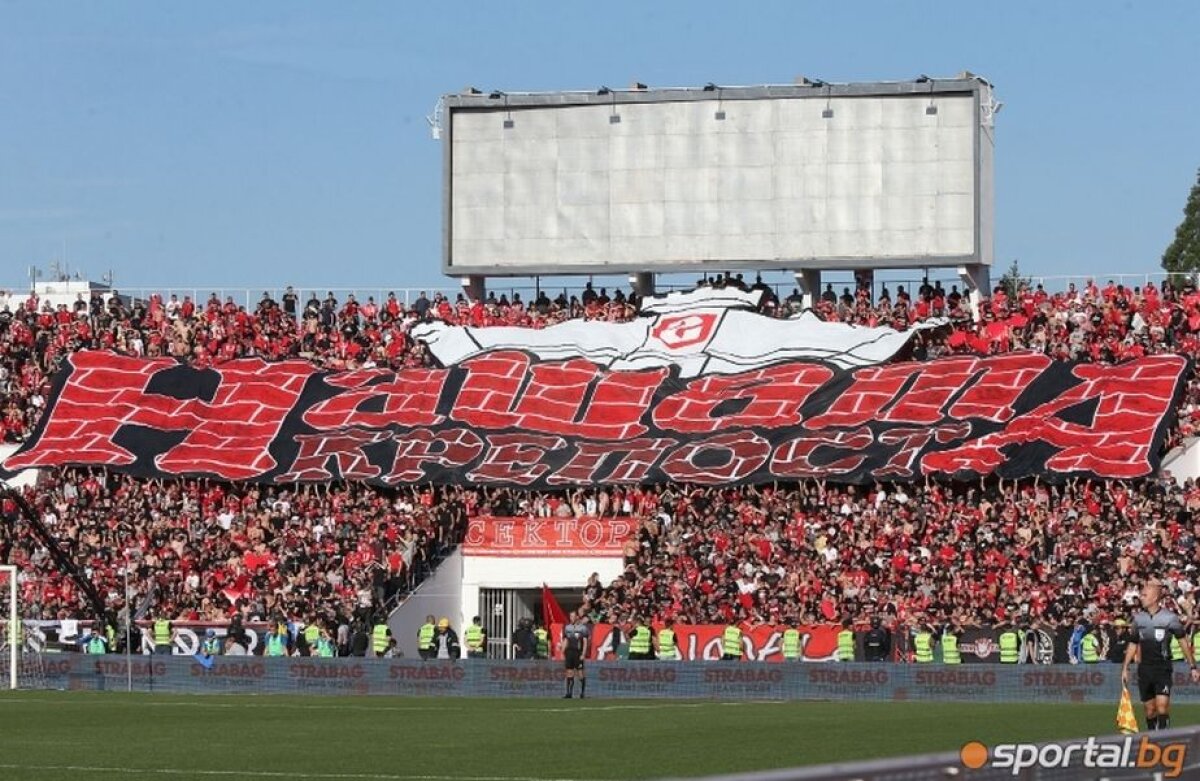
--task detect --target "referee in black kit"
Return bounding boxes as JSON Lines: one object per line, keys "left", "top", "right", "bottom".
{"left": 1121, "top": 580, "right": 1200, "bottom": 730}
{"left": 560, "top": 610, "right": 590, "bottom": 699}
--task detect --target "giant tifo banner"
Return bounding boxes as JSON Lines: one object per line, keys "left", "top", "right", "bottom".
{"left": 1, "top": 291, "right": 1189, "bottom": 486}
{"left": 462, "top": 516, "right": 633, "bottom": 556}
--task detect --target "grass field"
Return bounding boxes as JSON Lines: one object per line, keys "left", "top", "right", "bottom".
{"left": 1, "top": 692, "right": 1197, "bottom": 780}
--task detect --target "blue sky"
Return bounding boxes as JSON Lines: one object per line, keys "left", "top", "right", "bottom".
{"left": 1, "top": 1, "right": 1197, "bottom": 292}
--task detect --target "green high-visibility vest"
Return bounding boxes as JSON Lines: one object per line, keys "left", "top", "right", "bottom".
{"left": 86, "top": 637, "right": 106, "bottom": 654}
{"left": 265, "top": 634, "right": 286, "bottom": 657}
{"left": 998, "top": 631, "right": 1019, "bottom": 663}
{"left": 659, "top": 628, "right": 677, "bottom": 658}
{"left": 913, "top": 632, "right": 933, "bottom": 663}
{"left": 316, "top": 638, "right": 335, "bottom": 658}
{"left": 1171, "top": 635, "right": 1184, "bottom": 661}
{"left": 534, "top": 628, "right": 549, "bottom": 657}
{"left": 202, "top": 637, "right": 221, "bottom": 657}
{"left": 782, "top": 628, "right": 801, "bottom": 660}
{"left": 629, "top": 626, "right": 651, "bottom": 655}
{"left": 941, "top": 634, "right": 960, "bottom": 664}
{"left": 417, "top": 623, "right": 435, "bottom": 650}
{"left": 465, "top": 624, "right": 484, "bottom": 650}
{"left": 723, "top": 625, "right": 742, "bottom": 657}
{"left": 1082, "top": 633, "right": 1100, "bottom": 663}
{"left": 304, "top": 625, "right": 321, "bottom": 646}
{"left": 837, "top": 629, "right": 855, "bottom": 662}
{"left": 153, "top": 619, "right": 171, "bottom": 646}
{"left": 372, "top": 624, "right": 390, "bottom": 654}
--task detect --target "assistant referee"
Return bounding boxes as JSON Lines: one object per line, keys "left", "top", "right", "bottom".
{"left": 1121, "top": 580, "right": 1200, "bottom": 730}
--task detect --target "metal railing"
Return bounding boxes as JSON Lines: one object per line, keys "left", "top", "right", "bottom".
{"left": 1028, "top": 272, "right": 1196, "bottom": 291}
{"left": 3, "top": 272, "right": 1191, "bottom": 316}
{"left": 0, "top": 276, "right": 957, "bottom": 311}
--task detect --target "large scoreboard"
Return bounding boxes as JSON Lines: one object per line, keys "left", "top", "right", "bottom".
{"left": 443, "top": 76, "right": 996, "bottom": 278}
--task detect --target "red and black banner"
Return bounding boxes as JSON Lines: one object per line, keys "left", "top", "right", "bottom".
{"left": 1, "top": 350, "right": 1188, "bottom": 487}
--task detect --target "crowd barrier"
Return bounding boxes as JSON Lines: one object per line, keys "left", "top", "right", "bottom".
{"left": 19, "top": 657, "right": 1200, "bottom": 703}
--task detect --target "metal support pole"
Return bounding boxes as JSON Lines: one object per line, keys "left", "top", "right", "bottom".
{"left": 125, "top": 556, "right": 131, "bottom": 692}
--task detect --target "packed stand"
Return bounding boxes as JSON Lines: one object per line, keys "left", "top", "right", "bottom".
{"left": 570, "top": 477, "right": 1200, "bottom": 631}
{"left": 4, "top": 275, "right": 1200, "bottom": 648}
{"left": 1, "top": 468, "right": 467, "bottom": 629}
{"left": 8, "top": 472, "right": 1200, "bottom": 643}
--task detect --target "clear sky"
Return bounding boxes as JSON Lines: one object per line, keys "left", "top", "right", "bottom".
{"left": 1, "top": 1, "right": 1197, "bottom": 291}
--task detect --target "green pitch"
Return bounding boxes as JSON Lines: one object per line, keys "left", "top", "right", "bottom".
{"left": 0, "top": 691, "right": 1196, "bottom": 780}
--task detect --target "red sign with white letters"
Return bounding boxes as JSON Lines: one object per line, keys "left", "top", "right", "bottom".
{"left": 462, "top": 515, "right": 634, "bottom": 556}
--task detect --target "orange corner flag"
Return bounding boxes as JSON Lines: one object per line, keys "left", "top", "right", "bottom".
{"left": 1117, "top": 686, "right": 1140, "bottom": 734}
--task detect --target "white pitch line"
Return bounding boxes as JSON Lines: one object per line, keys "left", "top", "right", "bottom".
{"left": 532, "top": 701, "right": 781, "bottom": 713}
{"left": 0, "top": 696, "right": 453, "bottom": 713}
{"left": 0, "top": 765, "right": 589, "bottom": 781}
{"left": 0, "top": 695, "right": 778, "bottom": 714}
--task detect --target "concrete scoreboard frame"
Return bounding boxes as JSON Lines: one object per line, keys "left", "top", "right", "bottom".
{"left": 441, "top": 75, "right": 997, "bottom": 299}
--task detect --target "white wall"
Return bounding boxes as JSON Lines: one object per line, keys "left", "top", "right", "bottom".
{"left": 458, "top": 555, "right": 623, "bottom": 637}
{"left": 388, "top": 549, "right": 464, "bottom": 659}
{"left": 1162, "top": 437, "right": 1200, "bottom": 486}
{"left": 0, "top": 280, "right": 119, "bottom": 314}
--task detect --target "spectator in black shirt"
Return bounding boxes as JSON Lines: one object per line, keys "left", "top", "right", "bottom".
{"left": 282, "top": 286, "right": 298, "bottom": 319}
{"left": 409, "top": 291, "right": 428, "bottom": 319}
{"left": 511, "top": 618, "right": 535, "bottom": 659}
{"left": 349, "top": 620, "right": 370, "bottom": 657}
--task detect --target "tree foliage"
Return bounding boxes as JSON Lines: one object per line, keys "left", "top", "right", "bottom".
{"left": 1163, "top": 168, "right": 1200, "bottom": 274}
{"left": 998, "top": 259, "right": 1030, "bottom": 300}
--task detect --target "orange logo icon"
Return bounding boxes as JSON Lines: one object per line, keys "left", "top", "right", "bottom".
{"left": 959, "top": 741, "right": 988, "bottom": 770}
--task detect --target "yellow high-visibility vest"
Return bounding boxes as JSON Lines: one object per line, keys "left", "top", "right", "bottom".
{"left": 837, "top": 629, "right": 855, "bottom": 662}
{"left": 941, "top": 634, "right": 960, "bottom": 664}
{"left": 372, "top": 624, "right": 390, "bottom": 654}
{"left": 782, "top": 628, "right": 801, "bottom": 660}
{"left": 913, "top": 632, "right": 933, "bottom": 663}
{"left": 659, "top": 628, "right": 677, "bottom": 658}
{"left": 999, "top": 631, "right": 1019, "bottom": 663}
{"left": 722, "top": 626, "right": 742, "bottom": 657}
{"left": 629, "top": 627, "right": 651, "bottom": 655}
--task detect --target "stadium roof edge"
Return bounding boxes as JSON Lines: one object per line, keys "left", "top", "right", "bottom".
{"left": 444, "top": 75, "right": 993, "bottom": 108}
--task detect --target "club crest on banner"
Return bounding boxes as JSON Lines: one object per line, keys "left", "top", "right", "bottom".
{"left": 650, "top": 313, "right": 718, "bottom": 350}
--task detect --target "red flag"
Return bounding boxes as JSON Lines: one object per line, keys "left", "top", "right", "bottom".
{"left": 542, "top": 583, "right": 567, "bottom": 629}
{"left": 222, "top": 574, "right": 251, "bottom": 605}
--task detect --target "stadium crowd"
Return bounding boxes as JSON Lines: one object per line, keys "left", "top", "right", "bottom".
{"left": 2, "top": 468, "right": 467, "bottom": 625}
{"left": 583, "top": 475, "right": 1200, "bottom": 629}
{"left": 3, "top": 274, "right": 1200, "bottom": 651}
